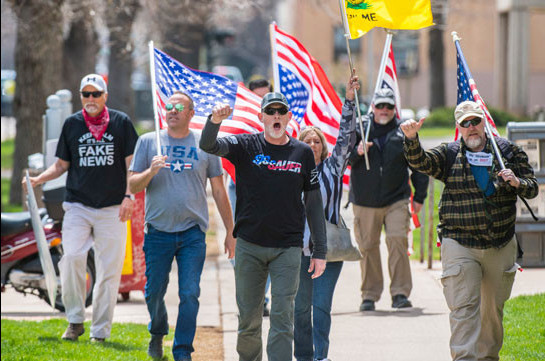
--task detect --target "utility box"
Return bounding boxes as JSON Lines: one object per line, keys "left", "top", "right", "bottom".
{"left": 507, "top": 122, "right": 545, "bottom": 267}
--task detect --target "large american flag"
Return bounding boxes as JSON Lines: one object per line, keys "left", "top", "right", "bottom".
{"left": 272, "top": 24, "right": 351, "bottom": 186}
{"left": 454, "top": 38, "right": 499, "bottom": 141}
{"left": 271, "top": 24, "right": 343, "bottom": 150}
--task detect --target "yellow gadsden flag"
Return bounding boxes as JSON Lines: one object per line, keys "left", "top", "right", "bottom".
{"left": 343, "top": 0, "right": 433, "bottom": 39}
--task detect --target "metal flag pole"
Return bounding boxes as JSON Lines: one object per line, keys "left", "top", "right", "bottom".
{"left": 338, "top": 0, "right": 370, "bottom": 170}
{"left": 451, "top": 31, "right": 505, "bottom": 170}
{"left": 148, "top": 41, "right": 163, "bottom": 157}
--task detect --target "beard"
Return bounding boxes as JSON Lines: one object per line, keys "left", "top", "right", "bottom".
{"left": 375, "top": 115, "right": 393, "bottom": 125}
{"left": 265, "top": 123, "right": 286, "bottom": 139}
{"left": 465, "top": 136, "right": 484, "bottom": 150}
{"left": 84, "top": 103, "right": 99, "bottom": 114}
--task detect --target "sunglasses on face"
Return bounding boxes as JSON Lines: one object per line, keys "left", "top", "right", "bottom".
{"left": 459, "top": 117, "right": 482, "bottom": 128}
{"left": 263, "top": 106, "right": 288, "bottom": 116}
{"left": 81, "top": 91, "right": 104, "bottom": 98}
{"left": 375, "top": 103, "right": 395, "bottom": 110}
{"left": 165, "top": 103, "right": 184, "bottom": 112}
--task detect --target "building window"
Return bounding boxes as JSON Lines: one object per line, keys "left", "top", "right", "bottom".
{"left": 392, "top": 31, "right": 419, "bottom": 77}
{"left": 333, "top": 26, "right": 361, "bottom": 61}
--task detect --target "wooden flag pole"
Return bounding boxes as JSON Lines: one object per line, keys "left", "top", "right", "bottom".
{"left": 148, "top": 41, "right": 163, "bottom": 157}
{"left": 338, "top": 0, "right": 370, "bottom": 170}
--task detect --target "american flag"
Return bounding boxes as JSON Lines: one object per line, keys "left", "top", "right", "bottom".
{"left": 454, "top": 38, "right": 499, "bottom": 141}
{"left": 153, "top": 47, "right": 302, "bottom": 178}
{"left": 271, "top": 24, "right": 343, "bottom": 150}
{"left": 377, "top": 43, "right": 402, "bottom": 120}
{"left": 272, "top": 24, "right": 351, "bottom": 185}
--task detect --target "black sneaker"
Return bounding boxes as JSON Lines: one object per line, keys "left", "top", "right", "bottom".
{"left": 90, "top": 337, "right": 105, "bottom": 343}
{"left": 147, "top": 334, "right": 164, "bottom": 359}
{"left": 263, "top": 303, "right": 270, "bottom": 317}
{"left": 392, "top": 294, "right": 412, "bottom": 308}
{"left": 359, "top": 299, "right": 375, "bottom": 311}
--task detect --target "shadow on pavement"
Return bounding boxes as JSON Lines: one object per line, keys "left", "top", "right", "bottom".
{"left": 332, "top": 307, "right": 442, "bottom": 318}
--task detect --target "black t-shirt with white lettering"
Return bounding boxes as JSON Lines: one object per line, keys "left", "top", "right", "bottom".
{"left": 224, "top": 133, "right": 319, "bottom": 248}
{"left": 56, "top": 109, "right": 138, "bottom": 208}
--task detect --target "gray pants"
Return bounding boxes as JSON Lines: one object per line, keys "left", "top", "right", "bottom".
{"left": 440, "top": 237, "right": 518, "bottom": 361}
{"left": 235, "top": 238, "right": 301, "bottom": 361}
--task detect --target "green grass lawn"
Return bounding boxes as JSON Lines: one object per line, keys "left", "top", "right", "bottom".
{"left": 0, "top": 319, "right": 174, "bottom": 361}
{"left": 1, "top": 138, "right": 14, "bottom": 170}
{"left": 500, "top": 293, "right": 545, "bottom": 361}
{"left": 410, "top": 179, "right": 442, "bottom": 261}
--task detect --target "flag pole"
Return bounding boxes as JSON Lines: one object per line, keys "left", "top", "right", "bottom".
{"left": 270, "top": 22, "right": 280, "bottom": 92}
{"left": 338, "top": 0, "right": 370, "bottom": 170}
{"left": 451, "top": 31, "right": 505, "bottom": 170}
{"left": 363, "top": 30, "right": 394, "bottom": 156}
{"left": 148, "top": 41, "right": 162, "bottom": 157}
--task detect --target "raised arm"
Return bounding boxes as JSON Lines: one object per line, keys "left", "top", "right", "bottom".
{"left": 325, "top": 72, "right": 359, "bottom": 176}
{"left": 401, "top": 118, "right": 449, "bottom": 181}
{"left": 199, "top": 104, "right": 233, "bottom": 157}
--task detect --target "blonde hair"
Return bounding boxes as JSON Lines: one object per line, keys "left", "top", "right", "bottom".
{"left": 299, "top": 126, "right": 328, "bottom": 161}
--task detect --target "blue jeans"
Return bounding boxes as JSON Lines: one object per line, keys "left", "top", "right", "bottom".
{"left": 294, "top": 255, "right": 343, "bottom": 361}
{"left": 144, "top": 224, "right": 206, "bottom": 361}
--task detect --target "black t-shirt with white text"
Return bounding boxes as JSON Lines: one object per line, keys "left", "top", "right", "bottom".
{"left": 56, "top": 109, "right": 138, "bottom": 208}
{"left": 224, "top": 133, "right": 319, "bottom": 248}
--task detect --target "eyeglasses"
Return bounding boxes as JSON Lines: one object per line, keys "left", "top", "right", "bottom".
{"left": 263, "top": 107, "right": 288, "bottom": 116}
{"left": 81, "top": 91, "right": 104, "bottom": 98}
{"left": 375, "top": 103, "right": 395, "bottom": 110}
{"left": 165, "top": 103, "right": 184, "bottom": 112}
{"left": 459, "top": 117, "right": 482, "bottom": 128}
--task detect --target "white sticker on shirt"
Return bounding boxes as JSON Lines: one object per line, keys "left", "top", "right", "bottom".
{"left": 466, "top": 151, "right": 493, "bottom": 167}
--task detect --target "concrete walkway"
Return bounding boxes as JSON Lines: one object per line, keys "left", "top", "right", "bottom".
{"left": 215, "top": 201, "right": 545, "bottom": 361}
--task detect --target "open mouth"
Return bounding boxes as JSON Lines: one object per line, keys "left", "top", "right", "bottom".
{"left": 273, "top": 122, "right": 282, "bottom": 130}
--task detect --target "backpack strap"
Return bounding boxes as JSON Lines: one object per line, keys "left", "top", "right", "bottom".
{"left": 444, "top": 140, "right": 461, "bottom": 180}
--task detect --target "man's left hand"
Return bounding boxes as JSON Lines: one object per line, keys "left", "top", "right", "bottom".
{"left": 498, "top": 168, "right": 520, "bottom": 188}
{"left": 119, "top": 197, "right": 134, "bottom": 222}
{"left": 225, "top": 235, "right": 236, "bottom": 259}
{"left": 309, "top": 258, "right": 326, "bottom": 279}
{"left": 413, "top": 201, "right": 423, "bottom": 214}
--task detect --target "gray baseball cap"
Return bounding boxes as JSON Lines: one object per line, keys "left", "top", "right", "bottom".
{"left": 80, "top": 74, "right": 108, "bottom": 93}
{"left": 261, "top": 92, "right": 289, "bottom": 111}
{"left": 373, "top": 88, "right": 395, "bottom": 105}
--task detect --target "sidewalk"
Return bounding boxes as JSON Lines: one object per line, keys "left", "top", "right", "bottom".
{"left": 214, "top": 201, "right": 545, "bottom": 361}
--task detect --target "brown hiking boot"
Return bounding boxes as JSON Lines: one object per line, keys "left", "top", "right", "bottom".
{"left": 61, "top": 323, "right": 85, "bottom": 341}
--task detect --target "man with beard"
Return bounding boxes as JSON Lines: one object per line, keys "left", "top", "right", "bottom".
{"left": 348, "top": 88, "right": 428, "bottom": 312}
{"left": 199, "top": 92, "right": 327, "bottom": 361}
{"left": 129, "top": 91, "right": 235, "bottom": 361}
{"left": 25, "top": 74, "right": 139, "bottom": 342}
{"left": 401, "top": 101, "right": 538, "bottom": 361}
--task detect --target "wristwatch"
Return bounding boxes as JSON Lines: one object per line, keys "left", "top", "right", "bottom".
{"left": 124, "top": 194, "right": 135, "bottom": 201}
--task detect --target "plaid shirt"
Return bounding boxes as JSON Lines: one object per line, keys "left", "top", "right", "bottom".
{"left": 404, "top": 135, "right": 538, "bottom": 249}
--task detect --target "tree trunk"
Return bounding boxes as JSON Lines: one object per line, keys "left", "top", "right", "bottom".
{"left": 163, "top": 23, "right": 205, "bottom": 69}
{"left": 62, "top": 5, "right": 99, "bottom": 103}
{"left": 429, "top": 1, "right": 446, "bottom": 110}
{"left": 9, "top": 0, "right": 64, "bottom": 205}
{"left": 105, "top": 0, "right": 140, "bottom": 120}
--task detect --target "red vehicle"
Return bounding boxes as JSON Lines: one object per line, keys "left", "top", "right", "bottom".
{"left": 1, "top": 187, "right": 146, "bottom": 309}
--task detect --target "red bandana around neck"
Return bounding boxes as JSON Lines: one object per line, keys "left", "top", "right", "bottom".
{"left": 83, "top": 106, "right": 110, "bottom": 141}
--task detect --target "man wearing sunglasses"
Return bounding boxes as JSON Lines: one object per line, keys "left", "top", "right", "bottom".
{"left": 24, "top": 73, "right": 139, "bottom": 342}
{"left": 128, "top": 91, "right": 235, "bottom": 361}
{"left": 348, "top": 88, "right": 428, "bottom": 312}
{"left": 199, "top": 92, "right": 327, "bottom": 361}
{"left": 401, "top": 101, "right": 538, "bottom": 361}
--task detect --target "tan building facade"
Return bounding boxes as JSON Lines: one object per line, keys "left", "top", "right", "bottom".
{"left": 276, "top": 0, "right": 544, "bottom": 115}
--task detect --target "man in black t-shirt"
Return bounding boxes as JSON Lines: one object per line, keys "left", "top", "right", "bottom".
{"left": 26, "top": 74, "right": 138, "bottom": 342}
{"left": 200, "top": 92, "right": 327, "bottom": 361}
